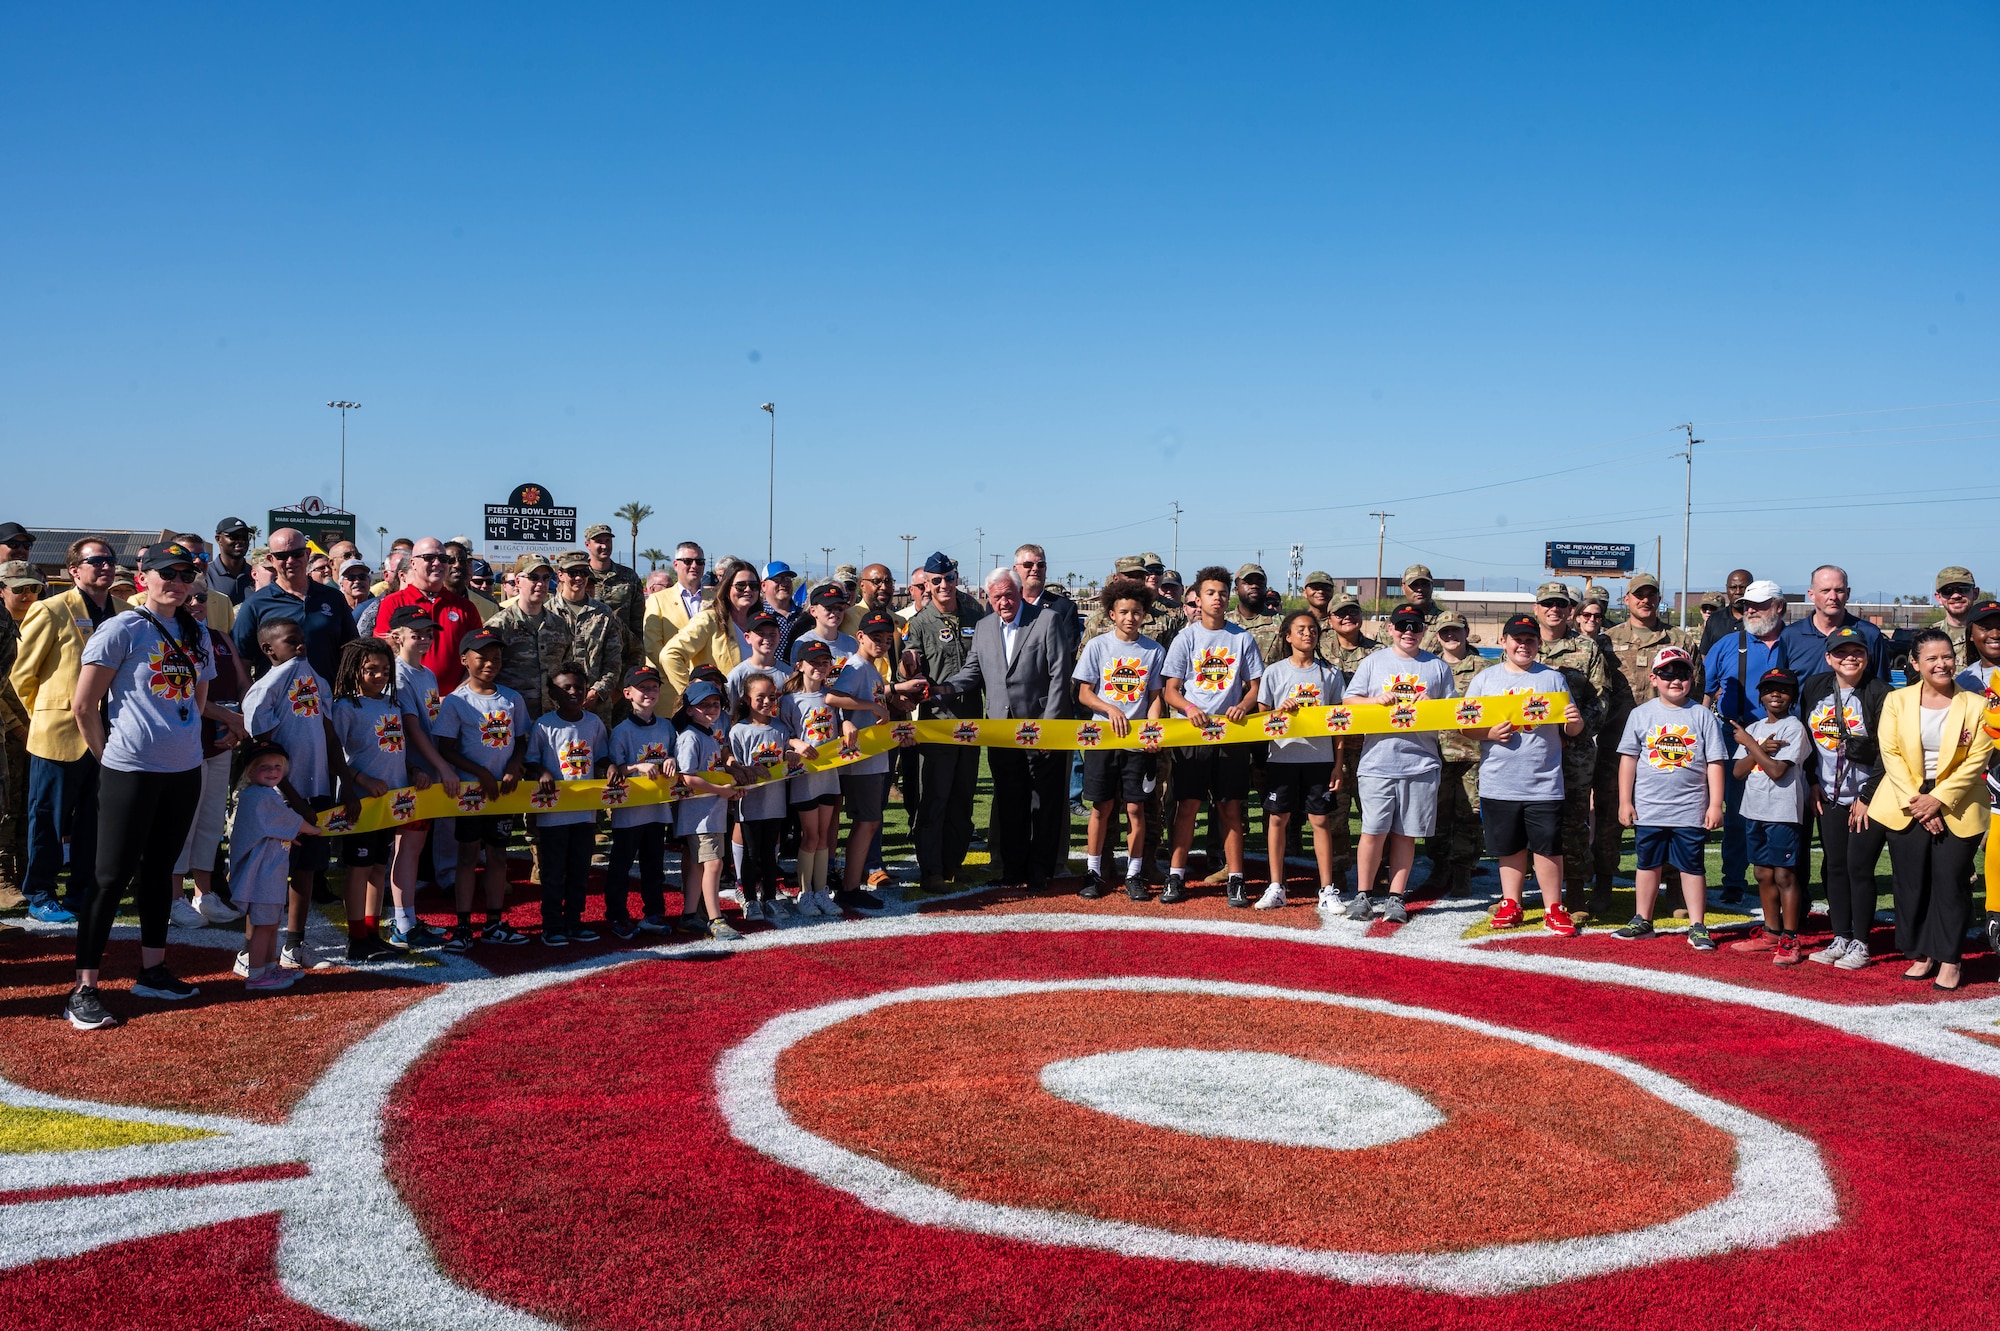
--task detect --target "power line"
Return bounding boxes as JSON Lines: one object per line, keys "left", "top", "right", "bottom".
{"left": 1698, "top": 396, "right": 2000, "bottom": 427}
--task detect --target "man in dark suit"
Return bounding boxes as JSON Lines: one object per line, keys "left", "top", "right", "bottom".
{"left": 939, "top": 567, "right": 1074, "bottom": 889}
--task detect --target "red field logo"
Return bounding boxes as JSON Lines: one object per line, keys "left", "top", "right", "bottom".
{"left": 1195, "top": 717, "right": 1226, "bottom": 743}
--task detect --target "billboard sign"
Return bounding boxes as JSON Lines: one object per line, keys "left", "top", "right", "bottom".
{"left": 1546, "top": 541, "right": 1636, "bottom": 574}
{"left": 267, "top": 497, "right": 357, "bottom": 553}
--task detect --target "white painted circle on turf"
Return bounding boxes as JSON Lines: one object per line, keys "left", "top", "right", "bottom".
{"left": 1040, "top": 1048, "right": 1443, "bottom": 1151}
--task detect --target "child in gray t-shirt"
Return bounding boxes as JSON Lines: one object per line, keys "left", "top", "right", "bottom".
{"left": 1613, "top": 646, "right": 1727, "bottom": 947}
{"left": 1730, "top": 670, "right": 1810, "bottom": 961}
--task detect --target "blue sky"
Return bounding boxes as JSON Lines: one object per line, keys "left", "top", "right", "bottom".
{"left": 5, "top": 4, "right": 1995, "bottom": 603}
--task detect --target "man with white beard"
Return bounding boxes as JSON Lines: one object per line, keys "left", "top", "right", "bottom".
{"left": 1703, "top": 579, "right": 1791, "bottom": 904}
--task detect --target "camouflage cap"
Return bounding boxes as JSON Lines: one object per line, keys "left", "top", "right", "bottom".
{"left": 1139, "top": 552, "right": 1165, "bottom": 571}
{"left": 1433, "top": 609, "right": 1468, "bottom": 631}
{"left": 1627, "top": 571, "right": 1661, "bottom": 594}
{"left": 0, "top": 559, "right": 43, "bottom": 589}
{"left": 1534, "top": 580, "right": 1576, "bottom": 604}
{"left": 1698, "top": 590, "right": 1725, "bottom": 610}
{"left": 834, "top": 563, "right": 859, "bottom": 584}
{"left": 1303, "top": 569, "right": 1336, "bottom": 590}
{"left": 512, "top": 553, "right": 555, "bottom": 575}
{"left": 1114, "top": 555, "right": 1146, "bottom": 574}
{"left": 582, "top": 523, "right": 615, "bottom": 541}
{"left": 1402, "top": 563, "right": 1434, "bottom": 585}
{"left": 1329, "top": 591, "right": 1362, "bottom": 613}
{"left": 1159, "top": 569, "right": 1184, "bottom": 588}
{"left": 1235, "top": 562, "right": 1267, "bottom": 582}
{"left": 555, "top": 549, "right": 592, "bottom": 570}
{"left": 1936, "top": 565, "right": 1977, "bottom": 592}
{"left": 1581, "top": 586, "right": 1611, "bottom": 607}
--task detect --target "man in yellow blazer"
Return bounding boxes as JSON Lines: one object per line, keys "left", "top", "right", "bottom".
{"left": 9, "top": 537, "right": 122, "bottom": 923}
{"left": 642, "top": 541, "right": 710, "bottom": 684}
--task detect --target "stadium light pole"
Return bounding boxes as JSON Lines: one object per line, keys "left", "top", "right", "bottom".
{"left": 326, "top": 402, "right": 361, "bottom": 510}
{"left": 760, "top": 403, "right": 776, "bottom": 565}
{"left": 1369, "top": 511, "right": 1394, "bottom": 616}
{"left": 898, "top": 533, "right": 915, "bottom": 587}
{"left": 1674, "top": 424, "right": 1700, "bottom": 629}
{"left": 1169, "top": 501, "right": 1181, "bottom": 572}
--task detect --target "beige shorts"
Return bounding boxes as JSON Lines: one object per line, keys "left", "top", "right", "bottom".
{"left": 686, "top": 831, "right": 727, "bottom": 863}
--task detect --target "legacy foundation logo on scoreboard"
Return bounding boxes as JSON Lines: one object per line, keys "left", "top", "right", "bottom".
{"left": 484, "top": 482, "right": 577, "bottom": 562}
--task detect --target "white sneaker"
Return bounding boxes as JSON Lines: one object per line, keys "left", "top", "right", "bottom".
{"left": 233, "top": 949, "right": 251, "bottom": 978}
{"left": 723, "top": 886, "right": 746, "bottom": 907}
{"left": 1253, "top": 885, "right": 1287, "bottom": 910}
{"left": 195, "top": 893, "right": 243, "bottom": 924}
{"left": 279, "top": 943, "right": 306, "bottom": 970}
{"left": 813, "top": 889, "right": 839, "bottom": 916}
{"left": 1316, "top": 886, "right": 1341, "bottom": 912}
{"left": 170, "top": 897, "right": 206, "bottom": 930}
{"left": 1834, "top": 939, "right": 1872, "bottom": 970}
{"left": 1808, "top": 937, "right": 1850, "bottom": 966}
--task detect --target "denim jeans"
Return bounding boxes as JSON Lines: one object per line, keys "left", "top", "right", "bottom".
{"left": 26, "top": 753, "right": 99, "bottom": 908}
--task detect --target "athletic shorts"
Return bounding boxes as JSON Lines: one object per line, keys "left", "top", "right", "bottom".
{"left": 288, "top": 797, "right": 334, "bottom": 873}
{"left": 453, "top": 814, "right": 518, "bottom": 848}
{"left": 1745, "top": 818, "right": 1801, "bottom": 869}
{"left": 790, "top": 791, "right": 839, "bottom": 810}
{"left": 1480, "top": 797, "right": 1563, "bottom": 859}
{"left": 1634, "top": 825, "right": 1706, "bottom": 875}
{"left": 685, "top": 830, "right": 727, "bottom": 863}
{"left": 841, "top": 771, "right": 890, "bottom": 822}
{"left": 1171, "top": 744, "right": 1252, "bottom": 804}
{"left": 1357, "top": 772, "right": 1439, "bottom": 838}
{"left": 1082, "top": 749, "right": 1156, "bottom": 805}
{"left": 243, "top": 899, "right": 286, "bottom": 927}
{"left": 1262, "top": 761, "right": 1334, "bottom": 817}
{"left": 339, "top": 828, "right": 396, "bottom": 869}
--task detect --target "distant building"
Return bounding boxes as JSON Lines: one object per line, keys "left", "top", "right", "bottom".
{"left": 12, "top": 527, "right": 158, "bottom": 585}
{"left": 1335, "top": 575, "right": 1466, "bottom": 603}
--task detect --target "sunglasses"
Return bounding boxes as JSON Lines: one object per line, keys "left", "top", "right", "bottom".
{"left": 270, "top": 548, "right": 310, "bottom": 561}
{"left": 676, "top": 556, "right": 706, "bottom": 566}
{"left": 413, "top": 552, "right": 450, "bottom": 563}
{"left": 189, "top": 592, "right": 208, "bottom": 603}
{"left": 1016, "top": 561, "right": 1047, "bottom": 571}
{"left": 78, "top": 554, "right": 117, "bottom": 568}
{"left": 1536, "top": 600, "right": 1569, "bottom": 609}
{"left": 1940, "top": 585, "right": 1975, "bottom": 598}
{"left": 523, "top": 573, "right": 554, "bottom": 584}
{"left": 154, "top": 567, "right": 198, "bottom": 583}
{"left": 1654, "top": 666, "right": 1694, "bottom": 681}
{"left": 1392, "top": 621, "right": 1424, "bottom": 632}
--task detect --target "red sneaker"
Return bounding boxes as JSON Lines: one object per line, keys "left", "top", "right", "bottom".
{"left": 1729, "top": 926, "right": 1779, "bottom": 954}
{"left": 1490, "top": 898, "right": 1525, "bottom": 930}
{"left": 1773, "top": 936, "right": 1803, "bottom": 966}
{"left": 1542, "top": 904, "right": 1579, "bottom": 937}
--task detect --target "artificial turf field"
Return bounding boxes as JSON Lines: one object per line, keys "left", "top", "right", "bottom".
{"left": 4, "top": 771, "right": 1999, "bottom": 1330}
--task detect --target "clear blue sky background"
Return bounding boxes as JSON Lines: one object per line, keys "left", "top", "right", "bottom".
{"left": 5, "top": 4, "right": 1995, "bottom": 603}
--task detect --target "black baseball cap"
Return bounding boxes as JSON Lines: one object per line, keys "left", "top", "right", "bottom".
{"left": 747, "top": 611, "right": 780, "bottom": 633}
{"left": 1502, "top": 613, "right": 1540, "bottom": 639}
{"left": 214, "top": 516, "right": 252, "bottom": 537}
{"left": 1389, "top": 603, "right": 1425, "bottom": 630}
{"left": 623, "top": 665, "right": 661, "bottom": 688}
{"left": 1968, "top": 599, "right": 2000, "bottom": 624}
{"left": 1757, "top": 666, "right": 1799, "bottom": 695}
{"left": 809, "top": 582, "right": 848, "bottom": 607}
{"left": 386, "top": 604, "right": 437, "bottom": 631}
{"left": 1823, "top": 625, "right": 1871, "bottom": 653}
{"left": 858, "top": 608, "right": 896, "bottom": 637}
{"left": 136, "top": 542, "right": 198, "bottom": 573}
{"left": 797, "top": 639, "right": 834, "bottom": 664}
{"left": 0, "top": 522, "right": 35, "bottom": 545}
{"left": 461, "top": 629, "right": 503, "bottom": 655}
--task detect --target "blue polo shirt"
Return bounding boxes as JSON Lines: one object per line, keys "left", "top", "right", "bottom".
{"left": 1702, "top": 630, "right": 1791, "bottom": 725}
{"left": 234, "top": 580, "right": 358, "bottom": 682}
{"left": 1777, "top": 613, "right": 1887, "bottom": 681}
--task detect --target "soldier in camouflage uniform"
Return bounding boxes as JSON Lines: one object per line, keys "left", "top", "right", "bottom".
{"left": 1229, "top": 563, "right": 1283, "bottom": 665}
{"left": 485, "top": 553, "right": 576, "bottom": 718}
{"left": 553, "top": 549, "right": 639, "bottom": 726}
{"left": 1934, "top": 565, "right": 1979, "bottom": 665}
{"left": 582, "top": 523, "right": 645, "bottom": 641}
{"left": 0, "top": 561, "right": 37, "bottom": 904}
{"left": 1430, "top": 611, "right": 1488, "bottom": 896}
{"left": 1595, "top": 572, "right": 1702, "bottom": 909}
{"left": 1402, "top": 563, "right": 1450, "bottom": 653}
{"left": 1532, "top": 580, "right": 1612, "bottom": 913}
{"left": 1320, "top": 591, "right": 1378, "bottom": 883}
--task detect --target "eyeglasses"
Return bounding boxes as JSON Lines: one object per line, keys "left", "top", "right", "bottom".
{"left": 676, "top": 556, "right": 706, "bottom": 566}
{"left": 77, "top": 554, "right": 117, "bottom": 568}
{"left": 270, "top": 548, "right": 309, "bottom": 561}
{"left": 1015, "top": 561, "right": 1047, "bottom": 571}
{"left": 188, "top": 592, "right": 208, "bottom": 603}
{"left": 155, "top": 568, "right": 198, "bottom": 583}
{"left": 523, "top": 573, "right": 554, "bottom": 585}
{"left": 413, "top": 552, "right": 449, "bottom": 562}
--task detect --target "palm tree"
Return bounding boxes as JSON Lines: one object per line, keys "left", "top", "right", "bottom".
{"left": 613, "top": 501, "right": 654, "bottom": 569}
{"left": 638, "top": 547, "right": 667, "bottom": 572}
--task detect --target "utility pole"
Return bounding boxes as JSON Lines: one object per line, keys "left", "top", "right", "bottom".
{"left": 1369, "top": 511, "right": 1394, "bottom": 616}
{"left": 820, "top": 546, "right": 835, "bottom": 581}
{"left": 326, "top": 401, "right": 361, "bottom": 510}
{"left": 898, "top": 533, "right": 916, "bottom": 588}
{"left": 1673, "top": 425, "right": 1700, "bottom": 629}
{"left": 760, "top": 403, "right": 776, "bottom": 565}
{"left": 1288, "top": 543, "right": 1304, "bottom": 596}
{"left": 975, "top": 527, "right": 984, "bottom": 579}
{"left": 1169, "top": 501, "right": 1182, "bottom": 572}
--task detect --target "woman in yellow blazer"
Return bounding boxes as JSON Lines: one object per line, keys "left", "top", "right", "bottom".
{"left": 1867, "top": 629, "right": 1994, "bottom": 991}
{"left": 658, "top": 557, "right": 761, "bottom": 716}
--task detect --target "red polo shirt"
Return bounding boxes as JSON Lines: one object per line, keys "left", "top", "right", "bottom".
{"left": 374, "top": 585, "right": 483, "bottom": 691}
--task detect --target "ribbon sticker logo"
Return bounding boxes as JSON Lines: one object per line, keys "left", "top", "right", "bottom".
{"left": 1075, "top": 721, "right": 1103, "bottom": 748}
{"left": 1324, "top": 707, "right": 1353, "bottom": 734}
{"left": 322, "top": 807, "right": 352, "bottom": 834}
{"left": 600, "top": 783, "right": 629, "bottom": 806}
{"left": 1014, "top": 721, "right": 1042, "bottom": 747}
{"left": 891, "top": 723, "right": 917, "bottom": 744}
{"left": 1519, "top": 695, "right": 1552, "bottom": 725}
{"left": 1139, "top": 720, "right": 1165, "bottom": 746}
{"left": 1195, "top": 717, "right": 1227, "bottom": 743}
{"left": 1262, "top": 712, "right": 1291, "bottom": 738}
{"left": 1390, "top": 701, "right": 1419, "bottom": 730}
{"left": 952, "top": 722, "right": 980, "bottom": 744}
{"left": 529, "top": 788, "right": 561, "bottom": 810}
{"left": 389, "top": 790, "right": 418, "bottom": 822}
{"left": 456, "top": 788, "right": 487, "bottom": 813}
{"left": 1455, "top": 699, "right": 1484, "bottom": 726}
{"left": 838, "top": 737, "right": 862, "bottom": 761}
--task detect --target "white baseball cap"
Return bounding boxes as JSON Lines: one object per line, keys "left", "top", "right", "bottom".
{"left": 1741, "top": 579, "right": 1784, "bottom": 605}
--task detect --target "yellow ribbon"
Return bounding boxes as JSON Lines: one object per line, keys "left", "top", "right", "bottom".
{"left": 316, "top": 692, "right": 1566, "bottom": 835}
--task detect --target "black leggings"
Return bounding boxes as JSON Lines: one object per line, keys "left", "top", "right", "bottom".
{"left": 77, "top": 766, "right": 203, "bottom": 971}
{"left": 1887, "top": 822, "right": 1979, "bottom": 965}
{"left": 740, "top": 817, "right": 785, "bottom": 899}
{"left": 606, "top": 823, "right": 666, "bottom": 921}
{"left": 1818, "top": 803, "right": 1887, "bottom": 942}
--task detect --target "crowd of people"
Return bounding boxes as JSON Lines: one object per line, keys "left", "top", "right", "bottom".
{"left": 1, "top": 512, "right": 1996, "bottom": 1031}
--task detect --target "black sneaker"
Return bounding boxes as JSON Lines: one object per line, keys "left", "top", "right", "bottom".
{"left": 442, "top": 924, "right": 476, "bottom": 953}
{"left": 1612, "top": 916, "right": 1655, "bottom": 941}
{"left": 482, "top": 920, "right": 530, "bottom": 945}
{"left": 65, "top": 984, "right": 119, "bottom": 1030}
{"left": 571, "top": 924, "right": 600, "bottom": 942}
{"left": 132, "top": 966, "right": 199, "bottom": 1001}
{"left": 1078, "top": 871, "right": 1106, "bottom": 900}
{"left": 610, "top": 918, "right": 639, "bottom": 940}
{"left": 1720, "top": 887, "right": 1744, "bottom": 906}
{"left": 834, "top": 889, "right": 884, "bottom": 911}
{"left": 1226, "top": 876, "right": 1249, "bottom": 908}
{"left": 1160, "top": 876, "right": 1188, "bottom": 905}
{"left": 344, "top": 937, "right": 399, "bottom": 965}
{"left": 1124, "top": 874, "right": 1149, "bottom": 902}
